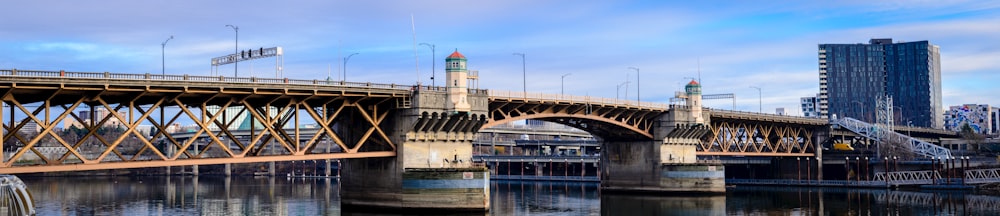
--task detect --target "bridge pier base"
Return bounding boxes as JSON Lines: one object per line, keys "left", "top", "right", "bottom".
{"left": 601, "top": 141, "right": 725, "bottom": 194}
{"left": 340, "top": 142, "right": 489, "bottom": 212}
{"left": 340, "top": 91, "right": 489, "bottom": 212}
{"left": 601, "top": 105, "right": 725, "bottom": 194}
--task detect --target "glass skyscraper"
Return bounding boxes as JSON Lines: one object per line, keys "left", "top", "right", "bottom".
{"left": 818, "top": 38, "right": 942, "bottom": 128}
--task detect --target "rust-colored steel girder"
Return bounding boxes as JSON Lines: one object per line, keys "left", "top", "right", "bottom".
{"left": 699, "top": 115, "right": 823, "bottom": 157}
{"left": 0, "top": 70, "right": 408, "bottom": 174}
{"left": 484, "top": 95, "right": 665, "bottom": 141}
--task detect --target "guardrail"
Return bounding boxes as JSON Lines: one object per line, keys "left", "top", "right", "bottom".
{"left": 0, "top": 69, "right": 415, "bottom": 91}
{"left": 488, "top": 89, "right": 674, "bottom": 110}
{"left": 707, "top": 108, "right": 828, "bottom": 125}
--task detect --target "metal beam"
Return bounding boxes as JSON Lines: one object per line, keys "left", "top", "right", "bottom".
{"left": 0, "top": 151, "right": 394, "bottom": 174}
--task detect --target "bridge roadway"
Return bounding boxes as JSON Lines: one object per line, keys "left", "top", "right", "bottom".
{"left": 0, "top": 69, "right": 957, "bottom": 173}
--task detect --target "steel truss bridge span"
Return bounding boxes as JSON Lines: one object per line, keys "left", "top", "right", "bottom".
{"left": 0, "top": 70, "right": 916, "bottom": 173}
{"left": 0, "top": 69, "right": 413, "bottom": 173}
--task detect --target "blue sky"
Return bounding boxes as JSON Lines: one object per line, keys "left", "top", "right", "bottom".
{"left": 2, "top": 0, "right": 1000, "bottom": 115}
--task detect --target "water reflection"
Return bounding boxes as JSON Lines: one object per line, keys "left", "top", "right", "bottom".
{"left": 25, "top": 176, "right": 340, "bottom": 215}
{"left": 728, "top": 186, "right": 1000, "bottom": 215}
{"left": 601, "top": 194, "right": 725, "bottom": 215}
{"left": 20, "top": 176, "right": 1000, "bottom": 215}
{"left": 491, "top": 180, "right": 600, "bottom": 215}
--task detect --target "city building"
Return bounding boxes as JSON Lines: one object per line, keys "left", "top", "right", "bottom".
{"left": 62, "top": 110, "right": 127, "bottom": 129}
{"left": 818, "top": 38, "right": 942, "bottom": 128}
{"left": 944, "top": 104, "right": 999, "bottom": 135}
{"left": 775, "top": 107, "right": 786, "bottom": 115}
{"left": 17, "top": 121, "right": 39, "bottom": 134}
{"left": 800, "top": 94, "right": 820, "bottom": 118}
{"left": 205, "top": 106, "right": 281, "bottom": 131}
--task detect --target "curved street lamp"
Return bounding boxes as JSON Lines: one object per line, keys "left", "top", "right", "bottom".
{"left": 343, "top": 53, "right": 359, "bottom": 81}
{"left": 419, "top": 43, "right": 436, "bottom": 86}
{"left": 629, "top": 67, "right": 639, "bottom": 103}
{"left": 560, "top": 73, "right": 572, "bottom": 96}
{"left": 512, "top": 53, "right": 526, "bottom": 98}
{"left": 616, "top": 81, "right": 630, "bottom": 101}
{"left": 161, "top": 35, "right": 173, "bottom": 76}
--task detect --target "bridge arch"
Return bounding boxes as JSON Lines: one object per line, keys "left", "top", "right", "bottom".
{"left": 483, "top": 97, "right": 663, "bottom": 141}
{"left": 482, "top": 113, "right": 652, "bottom": 140}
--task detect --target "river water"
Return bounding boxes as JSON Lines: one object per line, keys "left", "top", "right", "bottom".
{"left": 21, "top": 176, "right": 1000, "bottom": 215}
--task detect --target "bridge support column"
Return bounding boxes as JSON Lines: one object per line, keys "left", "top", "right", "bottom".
{"left": 601, "top": 140, "right": 724, "bottom": 194}
{"left": 325, "top": 159, "right": 331, "bottom": 177}
{"left": 601, "top": 106, "right": 725, "bottom": 194}
{"left": 224, "top": 163, "right": 231, "bottom": 177}
{"left": 269, "top": 161, "right": 275, "bottom": 176}
{"left": 340, "top": 91, "right": 489, "bottom": 212}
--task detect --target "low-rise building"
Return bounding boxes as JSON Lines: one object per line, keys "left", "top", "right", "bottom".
{"left": 944, "top": 104, "right": 999, "bottom": 135}
{"left": 800, "top": 94, "right": 820, "bottom": 118}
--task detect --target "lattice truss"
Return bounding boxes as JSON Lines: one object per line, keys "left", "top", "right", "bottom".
{"left": 965, "top": 168, "right": 1000, "bottom": 184}
{"left": 872, "top": 170, "right": 940, "bottom": 185}
{"left": 0, "top": 84, "right": 401, "bottom": 173}
{"left": 875, "top": 190, "right": 1000, "bottom": 211}
{"left": 484, "top": 99, "right": 661, "bottom": 140}
{"left": 701, "top": 120, "right": 816, "bottom": 156}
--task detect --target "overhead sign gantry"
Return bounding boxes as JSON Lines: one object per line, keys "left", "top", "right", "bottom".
{"left": 211, "top": 46, "right": 284, "bottom": 78}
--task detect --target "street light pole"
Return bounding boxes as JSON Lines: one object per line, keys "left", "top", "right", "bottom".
{"left": 560, "top": 73, "right": 572, "bottom": 96}
{"left": 160, "top": 35, "right": 173, "bottom": 176}
{"left": 907, "top": 120, "right": 912, "bottom": 138}
{"left": 749, "top": 86, "right": 762, "bottom": 113}
{"left": 616, "top": 81, "right": 630, "bottom": 101}
{"left": 629, "top": 67, "right": 639, "bottom": 103}
{"left": 852, "top": 100, "right": 865, "bottom": 122}
{"left": 161, "top": 36, "right": 173, "bottom": 76}
{"left": 225, "top": 25, "right": 239, "bottom": 77}
{"left": 419, "top": 43, "right": 436, "bottom": 86}
{"left": 343, "top": 53, "right": 359, "bottom": 82}
{"left": 512, "top": 53, "right": 526, "bottom": 98}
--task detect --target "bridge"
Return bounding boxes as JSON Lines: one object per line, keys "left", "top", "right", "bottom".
{"left": 0, "top": 59, "right": 959, "bottom": 210}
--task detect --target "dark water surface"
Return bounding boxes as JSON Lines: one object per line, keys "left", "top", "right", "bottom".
{"left": 21, "top": 176, "right": 1000, "bottom": 215}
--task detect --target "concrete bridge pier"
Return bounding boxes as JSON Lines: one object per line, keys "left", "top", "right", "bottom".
{"left": 340, "top": 90, "right": 490, "bottom": 211}
{"left": 601, "top": 92, "right": 725, "bottom": 194}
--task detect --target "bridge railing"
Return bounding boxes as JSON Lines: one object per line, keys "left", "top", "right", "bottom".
{"left": 872, "top": 170, "right": 940, "bottom": 185}
{"left": 487, "top": 89, "right": 670, "bottom": 110}
{"left": 966, "top": 168, "right": 1000, "bottom": 184}
{"left": 833, "top": 117, "right": 951, "bottom": 158}
{"left": 706, "top": 108, "right": 828, "bottom": 125}
{"left": 0, "top": 69, "right": 416, "bottom": 91}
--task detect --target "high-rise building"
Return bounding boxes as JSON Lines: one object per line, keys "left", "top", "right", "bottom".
{"left": 818, "top": 38, "right": 942, "bottom": 128}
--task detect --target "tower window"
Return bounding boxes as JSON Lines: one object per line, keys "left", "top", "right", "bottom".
{"left": 454, "top": 80, "right": 457, "bottom": 86}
